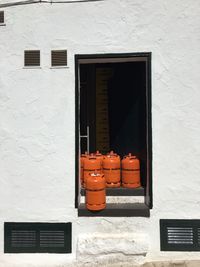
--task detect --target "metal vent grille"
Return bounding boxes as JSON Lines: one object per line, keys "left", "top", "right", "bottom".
{"left": 0, "top": 11, "right": 4, "bottom": 24}
{"left": 198, "top": 228, "right": 200, "bottom": 245}
{"left": 24, "top": 50, "right": 40, "bottom": 67}
{"left": 11, "top": 230, "right": 36, "bottom": 248}
{"left": 160, "top": 220, "right": 200, "bottom": 251}
{"left": 167, "top": 227, "right": 193, "bottom": 245}
{"left": 51, "top": 50, "right": 67, "bottom": 66}
{"left": 40, "top": 230, "right": 65, "bottom": 248}
{"left": 4, "top": 223, "right": 72, "bottom": 253}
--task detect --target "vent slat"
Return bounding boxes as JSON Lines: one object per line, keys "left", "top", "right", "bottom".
{"left": 168, "top": 234, "right": 193, "bottom": 236}
{"left": 168, "top": 241, "right": 193, "bottom": 244}
{"left": 40, "top": 239, "right": 64, "bottom": 241}
{"left": 167, "top": 228, "right": 193, "bottom": 231}
{"left": 12, "top": 234, "right": 36, "bottom": 236}
{"left": 51, "top": 50, "right": 67, "bottom": 66}
{"left": 11, "top": 241, "right": 35, "bottom": 244}
{"left": 168, "top": 238, "right": 193, "bottom": 241}
{"left": 40, "top": 240, "right": 64, "bottom": 244}
{"left": 12, "top": 242, "right": 36, "bottom": 245}
{"left": 40, "top": 231, "right": 64, "bottom": 233}
{"left": 40, "top": 242, "right": 65, "bottom": 247}
{"left": 11, "top": 236, "right": 35, "bottom": 241}
{"left": 12, "top": 234, "right": 36, "bottom": 237}
{"left": 40, "top": 245, "right": 64, "bottom": 247}
{"left": 12, "top": 231, "right": 36, "bottom": 233}
{"left": 12, "top": 244, "right": 35, "bottom": 248}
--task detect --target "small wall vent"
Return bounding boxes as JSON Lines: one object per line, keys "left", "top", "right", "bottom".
{"left": 51, "top": 50, "right": 67, "bottom": 67}
{"left": 4, "top": 222, "right": 72, "bottom": 253}
{"left": 160, "top": 219, "right": 200, "bottom": 251}
{"left": 0, "top": 11, "right": 4, "bottom": 24}
{"left": 24, "top": 50, "right": 40, "bottom": 67}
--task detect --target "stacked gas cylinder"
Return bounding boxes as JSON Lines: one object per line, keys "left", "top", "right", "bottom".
{"left": 80, "top": 151, "right": 141, "bottom": 211}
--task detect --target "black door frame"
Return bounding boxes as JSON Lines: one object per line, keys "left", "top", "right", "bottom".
{"left": 75, "top": 52, "right": 152, "bottom": 209}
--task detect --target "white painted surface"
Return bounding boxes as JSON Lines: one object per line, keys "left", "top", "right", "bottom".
{"left": 77, "top": 232, "right": 148, "bottom": 264}
{"left": 0, "top": 0, "right": 200, "bottom": 266}
{"left": 80, "top": 195, "right": 144, "bottom": 203}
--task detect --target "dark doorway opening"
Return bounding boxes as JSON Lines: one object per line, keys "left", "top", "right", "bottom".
{"left": 75, "top": 53, "right": 152, "bottom": 211}
{"left": 80, "top": 62, "right": 146, "bottom": 155}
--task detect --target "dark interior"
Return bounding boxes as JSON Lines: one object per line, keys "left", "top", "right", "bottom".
{"left": 107, "top": 62, "right": 146, "bottom": 157}
{"left": 80, "top": 61, "right": 147, "bottom": 186}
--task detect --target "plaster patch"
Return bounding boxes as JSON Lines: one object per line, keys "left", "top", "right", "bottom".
{"left": 77, "top": 232, "right": 148, "bottom": 263}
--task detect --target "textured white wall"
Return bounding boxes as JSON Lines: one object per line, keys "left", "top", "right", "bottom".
{"left": 0, "top": 0, "right": 200, "bottom": 266}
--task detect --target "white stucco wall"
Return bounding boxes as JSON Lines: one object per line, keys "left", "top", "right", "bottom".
{"left": 0, "top": 0, "right": 200, "bottom": 266}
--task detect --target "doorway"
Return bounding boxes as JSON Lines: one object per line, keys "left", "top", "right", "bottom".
{"left": 75, "top": 53, "right": 152, "bottom": 209}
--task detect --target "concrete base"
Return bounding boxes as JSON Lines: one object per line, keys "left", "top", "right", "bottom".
{"left": 143, "top": 261, "right": 200, "bottom": 267}
{"left": 75, "top": 260, "right": 200, "bottom": 267}
{"left": 76, "top": 261, "right": 200, "bottom": 267}
{"left": 77, "top": 232, "right": 148, "bottom": 265}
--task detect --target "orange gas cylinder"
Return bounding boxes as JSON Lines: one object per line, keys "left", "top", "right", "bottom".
{"left": 122, "top": 153, "right": 141, "bottom": 188}
{"left": 102, "top": 151, "right": 121, "bottom": 188}
{"left": 95, "top": 150, "right": 104, "bottom": 168}
{"left": 80, "top": 152, "right": 88, "bottom": 186}
{"left": 85, "top": 172, "right": 106, "bottom": 211}
{"left": 83, "top": 154, "right": 101, "bottom": 185}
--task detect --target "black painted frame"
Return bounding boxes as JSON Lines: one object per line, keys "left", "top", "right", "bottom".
{"left": 75, "top": 52, "right": 152, "bottom": 210}
{"left": 4, "top": 222, "right": 72, "bottom": 253}
{"left": 160, "top": 219, "right": 200, "bottom": 251}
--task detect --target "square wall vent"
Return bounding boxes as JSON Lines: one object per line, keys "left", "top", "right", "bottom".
{"left": 160, "top": 219, "right": 200, "bottom": 251}
{"left": 24, "top": 50, "right": 40, "bottom": 67}
{"left": 51, "top": 50, "right": 67, "bottom": 67}
{"left": 4, "top": 222, "right": 72, "bottom": 253}
{"left": 0, "top": 11, "right": 4, "bottom": 24}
